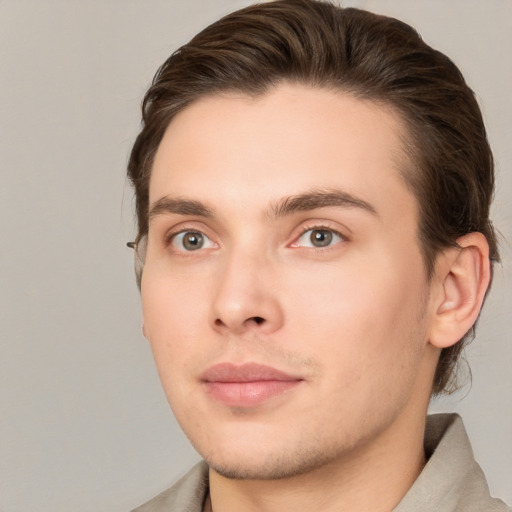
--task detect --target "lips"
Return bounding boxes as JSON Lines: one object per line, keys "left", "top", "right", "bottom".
{"left": 201, "top": 363, "right": 303, "bottom": 407}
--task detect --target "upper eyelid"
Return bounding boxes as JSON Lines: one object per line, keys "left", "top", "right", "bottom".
{"left": 162, "top": 221, "right": 217, "bottom": 241}
{"left": 297, "top": 225, "right": 344, "bottom": 237}
{"left": 172, "top": 230, "right": 215, "bottom": 246}
{"left": 168, "top": 229, "right": 208, "bottom": 241}
{"left": 165, "top": 229, "right": 218, "bottom": 255}
{"left": 157, "top": 219, "right": 350, "bottom": 245}
{"left": 166, "top": 230, "right": 215, "bottom": 251}
{"left": 292, "top": 221, "right": 349, "bottom": 241}
{"left": 291, "top": 226, "right": 346, "bottom": 248}
{"left": 166, "top": 226, "right": 205, "bottom": 239}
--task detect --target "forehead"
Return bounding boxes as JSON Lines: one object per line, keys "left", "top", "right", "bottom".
{"left": 149, "top": 83, "right": 416, "bottom": 220}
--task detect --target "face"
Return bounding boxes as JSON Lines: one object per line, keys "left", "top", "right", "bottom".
{"left": 141, "top": 84, "right": 437, "bottom": 480}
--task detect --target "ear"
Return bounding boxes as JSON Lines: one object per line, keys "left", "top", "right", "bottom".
{"left": 428, "top": 232, "right": 491, "bottom": 349}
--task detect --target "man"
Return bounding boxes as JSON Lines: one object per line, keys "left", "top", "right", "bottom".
{"left": 127, "top": 1, "right": 509, "bottom": 510}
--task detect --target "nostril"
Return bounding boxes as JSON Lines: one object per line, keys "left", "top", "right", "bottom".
{"left": 213, "top": 316, "right": 265, "bottom": 329}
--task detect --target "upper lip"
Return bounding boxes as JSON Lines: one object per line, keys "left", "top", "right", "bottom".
{"left": 201, "top": 362, "right": 302, "bottom": 383}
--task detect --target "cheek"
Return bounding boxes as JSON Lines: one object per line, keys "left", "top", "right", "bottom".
{"left": 285, "top": 258, "right": 428, "bottom": 430}
{"left": 286, "top": 248, "right": 427, "bottom": 373}
{"left": 141, "top": 271, "right": 210, "bottom": 372}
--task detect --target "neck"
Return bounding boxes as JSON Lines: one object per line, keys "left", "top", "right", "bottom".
{"left": 207, "top": 410, "right": 427, "bottom": 512}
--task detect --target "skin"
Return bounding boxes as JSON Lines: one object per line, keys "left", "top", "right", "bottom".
{"left": 140, "top": 83, "right": 489, "bottom": 512}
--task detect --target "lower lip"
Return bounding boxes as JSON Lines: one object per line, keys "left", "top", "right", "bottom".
{"left": 203, "top": 380, "right": 301, "bottom": 407}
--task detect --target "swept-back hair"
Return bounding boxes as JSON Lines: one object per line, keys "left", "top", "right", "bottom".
{"left": 128, "top": 0, "right": 498, "bottom": 394}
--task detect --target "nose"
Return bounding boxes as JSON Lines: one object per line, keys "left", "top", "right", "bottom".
{"left": 209, "top": 249, "right": 284, "bottom": 336}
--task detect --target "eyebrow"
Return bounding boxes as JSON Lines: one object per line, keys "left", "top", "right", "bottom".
{"left": 269, "top": 188, "right": 378, "bottom": 218}
{"left": 148, "top": 188, "right": 378, "bottom": 222}
{"left": 148, "top": 197, "right": 213, "bottom": 220}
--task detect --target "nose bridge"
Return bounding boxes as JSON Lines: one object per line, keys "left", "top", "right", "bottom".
{"left": 210, "top": 243, "right": 283, "bottom": 334}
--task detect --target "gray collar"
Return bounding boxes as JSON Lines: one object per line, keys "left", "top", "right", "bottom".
{"left": 132, "top": 414, "right": 509, "bottom": 512}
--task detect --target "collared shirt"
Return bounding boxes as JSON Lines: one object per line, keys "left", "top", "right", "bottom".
{"left": 132, "top": 414, "right": 510, "bottom": 511}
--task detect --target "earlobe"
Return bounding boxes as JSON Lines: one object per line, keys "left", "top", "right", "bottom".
{"left": 429, "top": 233, "right": 491, "bottom": 349}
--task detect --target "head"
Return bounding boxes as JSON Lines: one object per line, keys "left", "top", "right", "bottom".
{"left": 129, "top": 0, "right": 497, "bottom": 395}
{"left": 128, "top": 0, "right": 497, "bottom": 475}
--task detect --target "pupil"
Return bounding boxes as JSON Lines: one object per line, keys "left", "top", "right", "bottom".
{"left": 184, "top": 232, "right": 203, "bottom": 250}
{"left": 311, "top": 230, "right": 332, "bottom": 247}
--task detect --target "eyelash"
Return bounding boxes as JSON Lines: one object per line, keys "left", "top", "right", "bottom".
{"left": 165, "top": 226, "right": 216, "bottom": 253}
{"left": 291, "top": 224, "right": 346, "bottom": 249}
{"left": 163, "top": 223, "right": 347, "bottom": 253}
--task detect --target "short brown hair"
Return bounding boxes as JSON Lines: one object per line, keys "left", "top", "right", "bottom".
{"left": 128, "top": 0, "right": 498, "bottom": 394}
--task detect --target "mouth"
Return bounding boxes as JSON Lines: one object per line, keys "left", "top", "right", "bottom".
{"left": 200, "top": 362, "right": 304, "bottom": 408}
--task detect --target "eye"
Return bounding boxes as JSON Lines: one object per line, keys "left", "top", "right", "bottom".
{"left": 170, "top": 231, "right": 216, "bottom": 252}
{"left": 293, "top": 228, "right": 344, "bottom": 248}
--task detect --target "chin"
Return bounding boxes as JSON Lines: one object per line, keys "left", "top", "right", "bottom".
{"left": 199, "top": 439, "right": 345, "bottom": 481}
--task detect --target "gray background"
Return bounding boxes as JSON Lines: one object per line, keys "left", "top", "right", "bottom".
{"left": 1, "top": 1, "right": 510, "bottom": 511}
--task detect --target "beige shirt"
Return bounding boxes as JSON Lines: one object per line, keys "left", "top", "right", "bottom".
{"left": 132, "top": 414, "right": 510, "bottom": 511}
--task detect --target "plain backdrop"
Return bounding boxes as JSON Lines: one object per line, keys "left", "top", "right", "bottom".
{"left": 1, "top": 1, "right": 510, "bottom": 511}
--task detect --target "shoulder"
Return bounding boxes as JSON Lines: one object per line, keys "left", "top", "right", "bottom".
{"left": 131, "top": 461, "right": 209, "bottom": 512}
